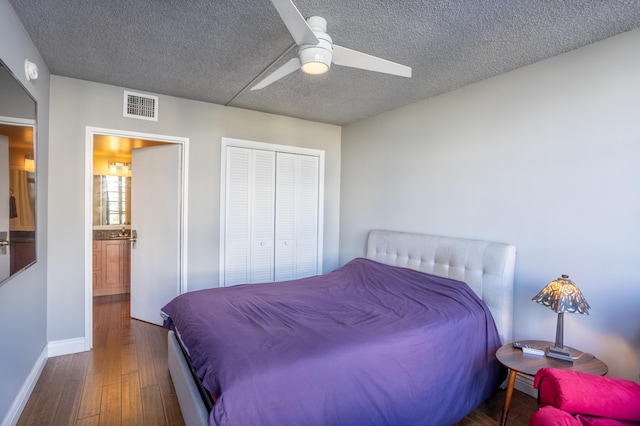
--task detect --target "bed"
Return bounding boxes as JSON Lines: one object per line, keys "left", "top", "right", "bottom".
{"left": 163, "top": 230, "right": 516, "bottom": 425}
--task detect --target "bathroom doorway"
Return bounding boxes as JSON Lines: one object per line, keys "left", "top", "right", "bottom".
{"left": 84, "top": 127, "right": 189, "bottom": 350}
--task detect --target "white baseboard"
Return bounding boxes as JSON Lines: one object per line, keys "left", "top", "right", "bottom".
{"left": 514, "top": 373, "right": 538, "bottom": 398}
{"left": 1, "top": 346, "right": 47, "bottom": 426}
{"left": 47, "top": 337, "right": 86, "bottom": 357}
{"left": 1, "top": 338, "right": 87, "bottom": 426}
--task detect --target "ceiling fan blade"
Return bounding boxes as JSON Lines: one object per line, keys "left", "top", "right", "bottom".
{"left": 251, "top": 57, "right": 301, "bottom": 90}
{"left": 269, "top": 0, "right": 318, "bottom": 46}
{"left": 332, "top": 45, "right": 412, "bottom": 78}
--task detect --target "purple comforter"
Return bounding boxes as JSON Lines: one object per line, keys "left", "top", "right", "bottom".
{"left": 162, "top": 258, "right": 504, "bottom": 426}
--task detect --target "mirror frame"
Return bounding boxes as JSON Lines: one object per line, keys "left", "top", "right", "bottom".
{"left": 0, "top": 59, "right": 37, "bottom": 286}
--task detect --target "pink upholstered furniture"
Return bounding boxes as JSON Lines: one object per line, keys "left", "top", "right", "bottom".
{"left": 531, "top": 368, "right": 640, "bottom": 426}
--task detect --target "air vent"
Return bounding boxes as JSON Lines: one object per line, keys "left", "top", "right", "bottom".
{"left": 123, "top": 91, "right": 158, "bottom": 121}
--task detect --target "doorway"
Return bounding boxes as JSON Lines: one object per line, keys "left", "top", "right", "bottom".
{"left": 84, "top": 127, "right": 189, "bottom": 350}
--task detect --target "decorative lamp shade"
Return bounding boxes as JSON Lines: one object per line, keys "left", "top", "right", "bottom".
{"left": 532, "top": 274, "right": 590, "bottom": 315}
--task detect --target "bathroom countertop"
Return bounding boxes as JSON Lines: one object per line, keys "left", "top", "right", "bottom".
{"left": 93, "top": 230, "right": 131, "bottom": 240}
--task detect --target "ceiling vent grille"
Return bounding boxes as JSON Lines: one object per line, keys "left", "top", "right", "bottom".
{"left": 123, "top": 91, "right": 158, "bottom": 121}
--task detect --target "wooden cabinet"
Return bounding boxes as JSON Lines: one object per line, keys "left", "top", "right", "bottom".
{"left": 92, "top": 241, "right": 102, "bottom": 289}
{"left": 93, "top": 239, "right": 130, "bottom": 296}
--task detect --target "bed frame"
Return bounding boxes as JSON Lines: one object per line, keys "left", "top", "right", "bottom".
{"left": 168, "top": 229, "right": 516, "bottom": 426}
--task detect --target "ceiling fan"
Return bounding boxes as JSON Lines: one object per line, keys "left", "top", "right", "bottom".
{"left": 251, "top": 0, "right": 412, "bottom": 90}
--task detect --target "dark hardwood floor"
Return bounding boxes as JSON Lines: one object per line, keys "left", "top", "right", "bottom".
{"left": 454, "top": 388, "right": 537, "bottom": 426}
{"left": 18, "top": 294, "right": 537, "bottom": 425}
{"left": 18, "top": 294, "right": 184, "bottom": 426}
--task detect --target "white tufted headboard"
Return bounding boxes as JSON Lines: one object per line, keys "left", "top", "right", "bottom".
{"left": 366, "top": 230, "right": 516, "bottom": 344}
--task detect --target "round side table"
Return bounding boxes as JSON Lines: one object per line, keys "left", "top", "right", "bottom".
{"left": 496, "top": 340, "right": 607, "bottom": 426}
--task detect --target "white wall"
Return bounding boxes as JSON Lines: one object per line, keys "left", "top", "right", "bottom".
{"left": 0, "top": 0, "right": 50, "bottom": 422}
{"left": 340, "top": 28, "right": 640, "bottom": 381}
{"left": 48, "top": 76, "right": 341, "bottom": 343}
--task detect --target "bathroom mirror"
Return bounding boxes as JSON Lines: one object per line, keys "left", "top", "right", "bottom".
{"left": 92, "top": 174, "right": 131, "bottom": 227}
{"left": 0, "top": 60, "right": 37, "bottom": 285}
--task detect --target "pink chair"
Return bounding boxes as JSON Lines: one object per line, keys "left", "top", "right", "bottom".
{"left": 531, "top": 368, "right": 640, "bottom": 426}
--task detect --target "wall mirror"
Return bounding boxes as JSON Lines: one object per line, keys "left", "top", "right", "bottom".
{"left": 0, "top": 60, "right": 37, "bottom": 285}
{"left": 92, "top": 174, "right": 131, "bottom": 227}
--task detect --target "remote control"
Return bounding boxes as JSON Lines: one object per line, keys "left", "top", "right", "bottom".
{"left": 522, "top": 347, "right": 545, "bottom": 356}
{"left": 512, "top": 342, "right": 533, "bottom": 349}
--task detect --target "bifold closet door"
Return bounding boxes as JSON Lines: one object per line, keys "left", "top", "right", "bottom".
{"left": 274, "top": 153, "right": 319, "bottom": 281}
{"left": 224, "top": 147, "right": 275, "bottom": 286}
{"left": 223, "top": 146, "right": 320, "bottom": 287}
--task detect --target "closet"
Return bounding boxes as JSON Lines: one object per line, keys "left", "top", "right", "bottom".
{"left": 220, "top": 138, "right": 324, "bottom": 287}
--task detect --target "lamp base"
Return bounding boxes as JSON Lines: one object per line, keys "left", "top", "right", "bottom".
{"left": 546, "top": 345, "right": 574, "bottom": 363}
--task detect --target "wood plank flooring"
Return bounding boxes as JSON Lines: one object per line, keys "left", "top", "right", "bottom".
{"left": 18, "top": 294, "right": 537, "bottom": 425}
{"left": 18, "top": 294, "right": 184, "bottom": 426}
{"left": 455, "top": 388, "right": 537, "bottom": 425}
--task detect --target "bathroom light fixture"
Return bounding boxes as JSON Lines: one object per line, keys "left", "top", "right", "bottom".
{"left": 108, "top": 161, "right": 132, "bottom": 177}
{"left": 532, "top": 274, "right": 590, "bottom": 362}
{"left": 24, "top": 156, "right": 35, "bottom": 173}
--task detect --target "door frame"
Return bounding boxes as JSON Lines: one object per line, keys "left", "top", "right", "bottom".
{"left": 84, "top": 126, "right": 189, "bottom": 350}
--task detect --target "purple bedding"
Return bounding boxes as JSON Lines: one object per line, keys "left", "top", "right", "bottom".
{"left": 161, "top": 258, "right": 505, "bottom": 426}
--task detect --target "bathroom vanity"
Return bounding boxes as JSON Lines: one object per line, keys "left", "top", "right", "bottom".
{"left": 93, "top": 230, "right": 130, "bottom": 296}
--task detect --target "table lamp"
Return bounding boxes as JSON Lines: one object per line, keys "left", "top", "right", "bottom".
{"left": 532, "top": 274, "right": 590, "bottom": 362}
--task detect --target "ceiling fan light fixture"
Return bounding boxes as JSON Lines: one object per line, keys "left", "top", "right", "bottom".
{"left": 299, "top": 34, "right": 332, "bottom": 75}
{"left": 301, "top": 62, "right": 329, "bottom": 75}
{"left": 300, "top": 46, "right": 332, "bottom": 74}
{"left": 251, "top": 2, "right": 411, "bottom": 90}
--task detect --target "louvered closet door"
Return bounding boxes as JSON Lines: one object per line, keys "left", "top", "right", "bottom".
{"left": 274, "top": 153, "right": 319, "bottom": 281}
{"left": 224, "top": 147, "right": 275, "bottom": 285}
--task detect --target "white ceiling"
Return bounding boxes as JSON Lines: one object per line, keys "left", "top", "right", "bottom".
{"left": 7, "top": 0, "right": 640, "bottom": 125}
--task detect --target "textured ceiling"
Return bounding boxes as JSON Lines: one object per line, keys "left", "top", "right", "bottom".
{"left": 7, "top": 0, "right": 640, "bottom": 126}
